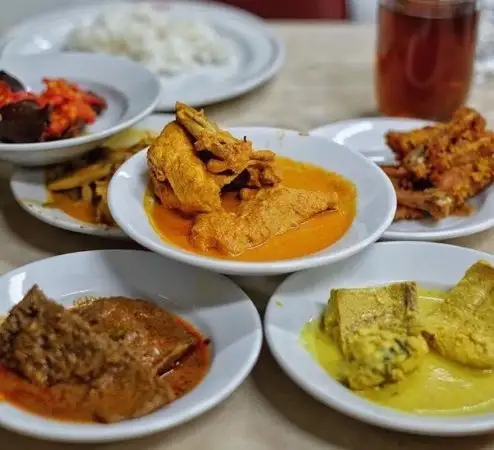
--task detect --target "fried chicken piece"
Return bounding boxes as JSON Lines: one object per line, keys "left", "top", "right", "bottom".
{"left": 386, "top": 125, "right": 446, "bottom": 160}
{"left": 396, "top": 188, "right": 456, "bottom": 219}
{"left": 453, "top": 202, "right": 474, "bottom": 217}
{"left": 386, "top": 107, "right": 485, "bottom": 162}
{"left": 147, "top": 121, "right": 222, "bottom": 214}
{"left": 190, "top": 186, "right": 338, "bottom": 256}
{"left": 432, "top": 157, "right": 494, "bottom": 203}
{"left": 400, "top": 108, "right": 487, "bottom": 179}
{"left": 176, "top": 102, "right": 253, "bottom": 175}
{"left": 426, "top": 133, "right": 494, "bottom": 175}
{"left": 394, "top": 205, "right": 428, "bottom": 221}
{"left": 380, "top": 164, "right": 408, "bottom": 179}
{"left": 381, "top": 164, "right": 415, "bottom": 190}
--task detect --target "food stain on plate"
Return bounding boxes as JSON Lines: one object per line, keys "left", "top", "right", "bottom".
{"left": 301, "top": 260, "right": 494, "bottom": 416}
{"left": 144, "top": 102, "right": 357, "bottom": 262}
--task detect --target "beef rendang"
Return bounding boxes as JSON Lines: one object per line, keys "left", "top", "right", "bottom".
{"left": 0, "top": 286, "right": 210, "bottom": 423}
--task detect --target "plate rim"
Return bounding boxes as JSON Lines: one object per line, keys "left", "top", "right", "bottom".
{"left": 0, "top": 248, "right": 263, "bottom": 442}
{"left": 0, "top": 0, "right": 285, "bottom": 112}
{"left": 310, "top": 116, "right": 434, "bottom": 137}
{"left": 264, "top": 240, "right": 494, "bottom": 436}
{"left": 108, "top": 127, "right": 397, "bottom": 276}
{"left": 309, "top": 117, "right": 494, "bottom": 241}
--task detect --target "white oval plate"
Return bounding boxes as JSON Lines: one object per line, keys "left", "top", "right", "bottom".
{"left": 311, "top": 117, "right": 494, "bottom": 241}
{"left": 0, "top": 53, "right": 161, "bottom": 166}
{"left": 265, "top": 241, "right": 494, "bottom": 436}
{"left": 10, "top": 114, "right": 174, "bottom": 239}
{"left": 0, "top": 1, "right": 284, "bottom": 112}
{"left": 0, "top": 249, "right": 262, "bottom": 442}
{"left": 109, "top": 128, "right": 396, "bottom": 276}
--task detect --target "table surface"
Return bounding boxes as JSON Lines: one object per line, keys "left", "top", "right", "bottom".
{"left": 1, "top": 22, "right": 494, "bottom": 450}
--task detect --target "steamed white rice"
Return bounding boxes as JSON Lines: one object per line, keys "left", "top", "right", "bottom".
{"left": 68, "top": 4, "right": 232, "bottom": 76}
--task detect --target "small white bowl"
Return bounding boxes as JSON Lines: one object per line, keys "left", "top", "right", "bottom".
{"left": 0, "top": 249, "right": 262, "bottom": 442}
{"left": 265, "top": 241, "right": 494, "bottom": 436}
{"left": 108, "top": 128, "right": 396, "bottom": 276}
{"left": 0, "top": 53, "right": 161, "bottom": 166}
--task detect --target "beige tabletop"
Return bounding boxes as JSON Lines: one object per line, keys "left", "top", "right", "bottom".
{"left": 1, "top": 22, "right": 494, "bottom": 449}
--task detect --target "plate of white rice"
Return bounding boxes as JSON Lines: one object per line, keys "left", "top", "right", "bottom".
{"left": 0, "top": 0, "right": 284, "bottom": 111}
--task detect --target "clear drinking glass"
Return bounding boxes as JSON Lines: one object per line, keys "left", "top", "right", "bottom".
{"left": 376, "top": 0, "right": 480, "bottom": 121}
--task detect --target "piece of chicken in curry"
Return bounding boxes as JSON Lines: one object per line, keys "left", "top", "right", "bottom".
{"left": 423, "top": 260, "right": 494, "bottom": 370}
{"left": 147, "top": 102, "right": 339, "bottom": 256}
{"left": 324, "top": 282, "right": 428, "bottom": 390}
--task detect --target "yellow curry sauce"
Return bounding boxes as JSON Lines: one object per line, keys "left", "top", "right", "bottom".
{"left": 301, "top": 289, "right": 494, "bottom": 416}
{"left": 145, "top": 156, "right": 357, "bottom": 262}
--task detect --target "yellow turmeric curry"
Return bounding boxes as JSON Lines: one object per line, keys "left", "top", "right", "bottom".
{"left": 301, "top": 260, "right": 494, "bottom": 416}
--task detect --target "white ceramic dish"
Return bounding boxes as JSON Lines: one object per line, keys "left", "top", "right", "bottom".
{"left": 265, "top": 241, "right": 494, "bottom": 436}
{"left": 0, "top": 249, "right": 262, "bottom": 442}
{"left": 310, "top": 117, "right": 433, "bottom": 164}
{"left": 10, "top": 114, "right": 174, "bottom": 239}
{"left": 0, "top": 53, "right": 161, "bottom": 166}
{"left": 0, "top": 1, "right": 284, "bottom": 111}
{"left": 310, "top": 117, "right": 494, "bottom": 241}
{"left": 108, "top": 127, "right": 396, "bottom": 276}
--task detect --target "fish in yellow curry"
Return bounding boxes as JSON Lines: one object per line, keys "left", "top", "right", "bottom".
{"left": 302, "top": 260, "right": 494, "bottom": 416}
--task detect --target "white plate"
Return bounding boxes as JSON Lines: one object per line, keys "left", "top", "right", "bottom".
{"left": 0, "top": 53, "right": 161, "bottom": 166}
{"left": 10, "top": 114, "right": 174, "bottom": 239}
{"left": 310, "top": 117, "right": 433, "bottom": 164}
{"left": 265, "top": 241, "right": 494, "bottom": 436}
{"left": 0, "top": 249, "right": 262, "bottom": 442}
{"left": 311, "top": 117, "right": 494, "bottom": 241}
{"left": 0, "top": 1, "right": 284, "bottom": 111}
{"left": 109, "top": 128, "right": 396, "bottom": 276}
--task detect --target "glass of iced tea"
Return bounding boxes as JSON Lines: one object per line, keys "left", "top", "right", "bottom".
{"left": 376, "top": 0, "right": 479, "bottom": 121}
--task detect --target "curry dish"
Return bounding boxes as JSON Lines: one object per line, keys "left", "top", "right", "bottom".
{"left": 45, "top": 128, "right": 156, "bottom": 226}
{"left": 302, "top": 260, "right": 494, "bottom": 415}
{"left": 382, "top": 107, "right": 494, "bottom": 222}
{"left": 146, "top": 102, "right": 356, "bottom": 260}
{"left": 0, "top": 286, "right": 210, "bottom": 423}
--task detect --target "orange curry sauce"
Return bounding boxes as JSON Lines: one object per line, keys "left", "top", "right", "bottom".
{"left": 48, "top": 192, "right": 98, "bottom": 224}
{"left": 0, "top": 316, "right": 210, "bottom": 423}
{"left": 146, "top": 156, "right": 357, "bottom": 261}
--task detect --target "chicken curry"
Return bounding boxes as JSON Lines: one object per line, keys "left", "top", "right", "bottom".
{"left": 145, "top": 102, "right": 356, "bottom": 261}
{"left": 146, "top": 156, "right": 356, "bottom": 261}
{"left": 0, "top": 286, "right": 210, "bottom": 423}
{"left": 301, "top": 260, "right": 494, "bottom": 416}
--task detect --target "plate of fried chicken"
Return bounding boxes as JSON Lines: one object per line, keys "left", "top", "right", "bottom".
{"left": 108, "top": 102, "right": 396, "bottom": 276}
{"left": 312, "top": 107, "right": 494, "bottom": 241}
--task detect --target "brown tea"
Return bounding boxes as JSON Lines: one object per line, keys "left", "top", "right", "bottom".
{"left": 376, "top": 0, "right": 479, "bottom": 121}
